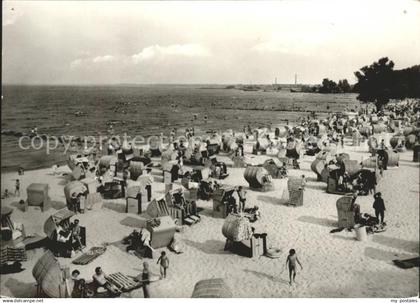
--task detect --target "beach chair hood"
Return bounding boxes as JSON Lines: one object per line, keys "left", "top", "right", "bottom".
{"left": 44, "top": 209, "right": 75, "bottom": 239}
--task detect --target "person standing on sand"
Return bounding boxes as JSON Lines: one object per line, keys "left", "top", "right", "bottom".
{"left": 156, "top": 251, "right": 169, "bottom": 278}
{"left": 139, "top": 262, "right": 151, "bottom": 298}
{"left": 286, "top": 249, "right": 303, "bottom": 286}
{"left": 237, "top": 186, "right": 246, "bottom": 212}
{"left": 373, "top": 192, "right": 386, "bottom": 224}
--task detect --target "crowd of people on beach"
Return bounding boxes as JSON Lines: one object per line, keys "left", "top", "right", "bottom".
{"left": 2, "top": 98, "right": 418, "bottom": 297}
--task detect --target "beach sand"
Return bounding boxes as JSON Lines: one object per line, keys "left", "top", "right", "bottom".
{"left": 1, "top": 133, "right": 419, "bottom": 298}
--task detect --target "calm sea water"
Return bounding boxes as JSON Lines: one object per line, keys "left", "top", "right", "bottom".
{"left": 1, "top": 85, "right": 358, "bottom": 171}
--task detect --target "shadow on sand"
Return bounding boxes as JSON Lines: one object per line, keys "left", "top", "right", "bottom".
{"left": 243, "top": 269, "right": 289, "bottom": 285}
{"left": 257, "top": 195, "right": 287, "bottom": 205}
{"left": 183, "top": 239, "right": 229, "bottom": 255}
{"left": 120, "top": 216, "right": 149, "bottom": 228}
{"left": 10, "top": 200, "right": 66, "bottom": 211}
{"left": 297, "top": 215, "right": 337, "bottom": 228}
{"left": 364, "top": 246, "right": 415, "bottom": 263}
{"left": 371, "top": 234, "right": 419, "bottom": 254}
{"left": 4, "top": 278, "right": 37, "bottom": 298}
{"left": 103, "top": 200, "right": 126, "bottom": 213}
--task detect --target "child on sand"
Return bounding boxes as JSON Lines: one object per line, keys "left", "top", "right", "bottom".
{"left": 286, "top": 249, "right": 303, "bottom": 286}
{"left": 157, "top": 251, "right": 169, "bottom": 278}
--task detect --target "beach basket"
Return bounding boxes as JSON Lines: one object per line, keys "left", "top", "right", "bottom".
{"left": 389, "top": 135, "right": 405, "bottom": 149}
{"left": 310, "top": 159, "right": 325, "bottom": 180}
{"left": 25, "top": 183, "right": 50, "bottom": 212}
{"left": 343, "top": 160, "right": 361, "bottom": 177}
{"left": 43, "top": 208, "right": 75, "bottom": 239}
{"left": 287, "top": 177, "right": 304, "bottom": 206}
{"left": 191, "top": 279, "right": 233, "bottom": 298}
{"left": 288, "top": 177, "right": 304, "bottom": 191}
{"left": 274, "top": 126, "right": 288, "bottom": 138}
{"left": 403, "top": 126, "right": 416, "bottom": 136}
{"left": 361, "top": 156, "right": 378, "bottom": 169}
{"left": 243, "top": 166, "right": 273, "bottom": 191}
{"left": 359, "top": 125, "right": 372, "bottom": 137}
{"left": 32, "top": 250, "right": 70, "bottom": 298}
{"left": 98, "top": 155, "right": 117, "bottom": 170}
{"left": 405, "top": 134, "right": 417, "bottom": 150}
{"left": 1, "top": 245, "right": 27, "bottom": 266}
{"left": 63, "top": 181, "right": 87, "bottom": 207}
{"left": 146, "top": 216, "right": 176, "bottom": 249}
{"left": 146, "top": 198, "right": 170, "bottom": 218}
{"left": 336, "top": 195, "right": 355, "bottom": 228}
{"left": 126, "top": 186, "right": 141, "bottom": 214}
{"left": 212, "top": 186, "right": 236, "bottom": 218}
{"left": 255, "top": 138, "right": 270, "bottom": 152}
{"left": 387, "top": 151, "right": 400, "bottom": 167}
{"left": 336, "top": 153, "right": 350, "bottom": 162}
{"left": 262, "top": 158, "right": 284, "bottom": 178}
{"left": 222, "top": 214, "right": 252, "bottom": 242}
{"left": 128, "top": 161, "right": 144, "bottom": 181}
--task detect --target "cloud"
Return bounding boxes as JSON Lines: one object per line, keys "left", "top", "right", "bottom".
{"left": 132, "top": 44, "right": 211, "bottom": 63}
{"left": 252, "top": 27, "right": 335, "bottom": 56}
{"left": 70, "top": 55, "right": 115, "bottom": 68}
{"left": 70, "top": 59, "right": 83, "bottom": 69}
{"left": 92, "top": 55, "right": 115, "bottom": 63}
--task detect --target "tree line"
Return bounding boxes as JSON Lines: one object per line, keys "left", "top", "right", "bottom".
{"left": 305, "top": 57, "right": 419, "bottom": 111}
{"left": 301, "top": 78, "right": 352, "bottom": 93}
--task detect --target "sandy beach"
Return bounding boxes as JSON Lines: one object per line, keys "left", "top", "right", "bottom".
{"left": 1, "top": 132, "right": 418, "bottom": 298}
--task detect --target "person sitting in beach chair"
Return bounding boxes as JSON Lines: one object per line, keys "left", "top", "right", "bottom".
{"left": 55, "top": 224, "right": 74, "bottom": 257}
{"left": 350, "top": 192, "right": 362, "bottom": 224}
{"left": 279, "top": 162, "right": 288, "bottom": 178}
{"left": 342, "top": 172, "right": 351, "bottom": 192}
{"left": 69, "top": 192, "right": 78, "bottom": 212}
{"left": 244, "top": 206, "right": 261, "bottom": 223}
{"left": 172, "top": 191, "right": 186, "bottom": 209}
{"left": 124, "top": 229, "right": 143, "bottom": 253}
{"left": 71, "top": 219, "right": 84, "bottom": 251}
{"left": 198, "top": 181, "right": 212, "bottom": 200}
{"left": 226, "top": 195, "right": 238, "bottom": 214}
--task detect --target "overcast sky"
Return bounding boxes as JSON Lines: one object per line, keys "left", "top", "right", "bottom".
{"left": 3, "top": 0, "right": 420, "bottom": 85}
